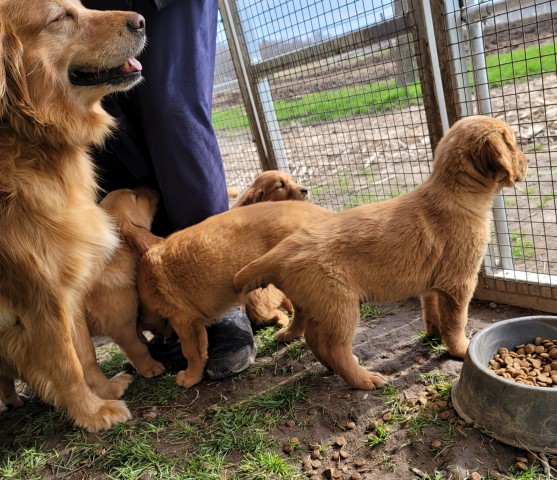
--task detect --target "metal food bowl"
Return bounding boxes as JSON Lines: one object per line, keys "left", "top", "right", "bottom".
{"left": 452, "top": 316, "right": 557, "bottom": 453}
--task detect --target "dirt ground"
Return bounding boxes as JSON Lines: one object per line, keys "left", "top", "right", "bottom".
{"left": 182, "top": 298, "right": 553, "bottom": 480}
{"left": 3, "top": 298, "right": 552, "bottom": 479}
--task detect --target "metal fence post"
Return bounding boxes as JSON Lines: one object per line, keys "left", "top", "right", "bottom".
{"left": 218, "top": 0, "right": 289, "bottom": 172}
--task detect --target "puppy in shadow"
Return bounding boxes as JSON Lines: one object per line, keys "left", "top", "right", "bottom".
{"left": 85, "top": 187, "right": 166, "bottom": 378}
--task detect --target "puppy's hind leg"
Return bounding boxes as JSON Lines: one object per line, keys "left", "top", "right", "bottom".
{"left": 171, "top": 315, "right": 209, "bottom": 388}
{"left": 275, "top": 308, "right": 306, "bottom": 342}
{"left": 112, "top": 328, "right": 166, "bottom": 379}
{"left": 73, "top": 312, "right": 132, "bottom": 399}
{"left": 304, "top": 302, "right": 387, "bottom": 390}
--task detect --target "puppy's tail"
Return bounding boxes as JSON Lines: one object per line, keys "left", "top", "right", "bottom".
{"left": 234, "top": 254, "right": 277, "bottom": 295}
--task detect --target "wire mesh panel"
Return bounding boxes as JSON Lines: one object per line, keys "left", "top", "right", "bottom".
{"left": 443, "top": 0, "right": 557, "bottom": 307}
{"left": 213, "top": 10, "right": 262, "bottom": 196}
{"left": 214, "top": 0, "right": 435, "bottom": 210}
{"left": 214, "top": 0, "right": 557, "bottom": 309}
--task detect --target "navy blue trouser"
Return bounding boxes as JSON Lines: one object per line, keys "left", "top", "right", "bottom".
{"left": 83, "top": 0, "right": 228, "bottom": 236}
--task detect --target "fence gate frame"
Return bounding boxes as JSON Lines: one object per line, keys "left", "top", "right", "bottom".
{"left": 217, "top": 0, "right": 557, "bottom": 313}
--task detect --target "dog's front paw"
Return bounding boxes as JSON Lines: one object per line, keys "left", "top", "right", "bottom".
{"left": 347, "top": 371, "right": 388, "bottom": 391}
{"left": 136, "top": 360, "right": 166, "bottom": 379}
{"left": 73, "top": 399, "right": 131, "bottom": 432}
{"left": 176, "top": 369, "right": 203, "bottom": 388}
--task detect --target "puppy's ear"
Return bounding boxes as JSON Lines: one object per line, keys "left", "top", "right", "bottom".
{"left": 233, "top": 186, "right": 265, "bottom": 207}
{"left": 0, "top": 22, "right": 30, "bottom": 118}
{"left": 123, "top": 225, "right": 164, "bottom": 255}
{"left": 479, "top": 132, "right": 520, "bottom": 187}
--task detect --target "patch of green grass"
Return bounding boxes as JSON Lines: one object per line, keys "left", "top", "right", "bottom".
{"left": 504, "top": 197, "right": 517, "bottom": 207}
{"left": 528, "top": 143, "right": 545, "bottom": 153}
{"left": 345, "top": 193, "right": 378, "bottom": 209}
{"left": 213, "top": 42, "right": 557, "bottom": 131}
{"left": 485, "top": 42, "right": 557, "bottom": 87}
{"left": 406, "top": 412, "right": 444, "bottom": 435}
{"left": 415, "top": 332, "right": 448, "bottom": 355}
{"left": 0, "top": 447, "right": 50, "bottom": 480}
{"left": 380, "top": 452, "right": 396, "bottom": 471}
{"left": 536, "top": 194, "right": 554, "bottom": 209}
{"left": 125, "top": 373, "right": 184, "bottom": 405}
{"left": 506, "top": 463, "right": 544, "bottom": 479}
{"left": 380, "top": 383, "right": 406, "bottom": 418}
{"left": 234, "top": 451, "right": 305, "bottom": 479}
{"left": 520, "top": 185, "right": 539, "bottom": 196}
{"left": 418, "top": 371, "right": 452, "bottom": 398}
{"left": 256, "top": 326, "right": 281, "bottom": 357}
{"left": 510, "top": 230, "right": 536, "bottom": 260}
{"left": 364, "top": 422, "right": 389, "bottom": 448}
{"left": 279, "top": 339, "right": 310, "bottom": 374}
{"left": 360, "top": 303, "right": 382, "bottom": 318}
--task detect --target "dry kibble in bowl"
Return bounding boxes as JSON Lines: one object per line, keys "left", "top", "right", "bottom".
{"left": 488, "top": 337, "right": 557, "bottom": 387}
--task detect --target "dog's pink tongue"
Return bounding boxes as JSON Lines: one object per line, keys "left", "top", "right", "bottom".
{"left": 123, "top": 57, "right": 142, "bottom": 73}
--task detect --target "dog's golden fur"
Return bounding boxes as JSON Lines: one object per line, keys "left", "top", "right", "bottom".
{"left": 233, "top": 170, "right": 308, "bottom": 328}
{"left": 235, "top": 116, "right": 528, "bottom": 390}
{"left": 138, "top": 201, "right": 333, "bottom": 387}
{"left": 85, "top": 187, "right": 165, "bottom": 378}
{"left": 0, "top": 0, "right": 146, "bottom": 430}
{"left": 232, "top": 170, "right": 308, "bottom": 207}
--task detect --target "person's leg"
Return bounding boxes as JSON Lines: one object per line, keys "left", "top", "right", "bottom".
{"left": 131, "top": 0, "right": 229, "bottom": 234}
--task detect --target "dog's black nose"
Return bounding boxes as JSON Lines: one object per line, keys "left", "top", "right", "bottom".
{"left": 301, "top": 189, "right": 308, "bottom": 196}
{"left": 127, "top": 13, "right": 145, "bottom": 32}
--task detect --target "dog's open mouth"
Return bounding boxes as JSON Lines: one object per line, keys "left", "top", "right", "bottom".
{"left": 69, "top": 57, "right": 142, "bottom": 87}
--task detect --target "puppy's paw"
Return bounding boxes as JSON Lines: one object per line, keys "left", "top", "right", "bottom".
{"left": 176, "top": 369, "right": 203, "bottom": 388}
{"left": 136, "top": 360, "right": 166, "bottom": 379}
{"left": 348, "top": 371, "right": 388, "bottom": 391}
{"left": 447, "top": 338, "right": 470, "bottom": 359}
{"left": 275, "top": 312, "right": 290, "bottom": 328}
{"left": 106, "top": 372, "right": 134, "bottom": 399}
{"left": 74, "top": 399, "right": 131, "bottom": 432}
{"left": 275, "top": 328, "right": 299, "bottom": 343}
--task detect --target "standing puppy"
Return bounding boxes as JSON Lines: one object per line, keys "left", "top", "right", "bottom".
{"left": 235, "top": 117, "right": 528, "bottom": 390}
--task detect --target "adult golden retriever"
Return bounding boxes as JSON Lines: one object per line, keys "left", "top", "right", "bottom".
{"left": 0, "top": 0, "right": 146, "bottom": 430}
{"left": 138, "top": 201, "right": 333, "bottom": 388}
{"left": 235, "top": 116, "right": 528, "bottom": 390}
{"left": 85, "top": 187, "right": 165, "bottom": 379}
{"left": 232, "top": 170, "right": 308, "bottom": 207}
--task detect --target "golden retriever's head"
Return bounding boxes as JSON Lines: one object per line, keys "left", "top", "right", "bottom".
{"left": 100, "top": 186, "right": 162, "bottom": 255}
{"left": 233, "top": 170, "right": 309, "bottom": 207}
{"left": 433, "top": 116, "right": 528, "bottom": 189}
{"left": 0, "top": 0, "right": 146, "bottom": 145}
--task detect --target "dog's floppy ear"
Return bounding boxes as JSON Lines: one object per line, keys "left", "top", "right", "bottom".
{"left": 122, "top": 225, "right": 164, "bottom": 255}
{"left": 233, "top": 186, "right": 265, "bottom": 207}
{"left": 0, "top": 21, "right": 31, "bottom": 118}
{"left": 477, "top": 131, "right": 520, "bottom": 187}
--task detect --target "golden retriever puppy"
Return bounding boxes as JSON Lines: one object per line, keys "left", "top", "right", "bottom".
{"left": 0, "top": 0, "right": 146, "bottom": 430}
{"left": 85, "top": 187, "right": 165, "bottom": 378}
{"left": 235, "top": 116, "right": 528, "bottom": 391}
{"left": 232, "top": 170, "right": 308, "bottom": 207}
{"left": 234, "top": 171, "right": 308, "bottom": 328}
{"left": 138, "top": 201, "right": 333, "bottom": 388}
